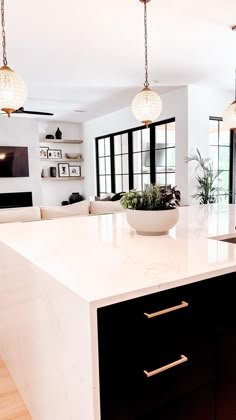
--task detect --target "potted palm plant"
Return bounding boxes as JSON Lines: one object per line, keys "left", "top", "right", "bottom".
{"left": 121, "top": 184, "right": 181, "bottom": 236}
{"left": 185, "top": 149, "right": 224, "bottom": 204}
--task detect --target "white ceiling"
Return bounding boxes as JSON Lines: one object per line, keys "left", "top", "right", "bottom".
{"left": 3, "top": 0, "right": 236, "bottom": 122}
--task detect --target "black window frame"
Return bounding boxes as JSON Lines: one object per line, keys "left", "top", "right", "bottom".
{"left": 95, "top": 118, "right": 175, "bottom": 196}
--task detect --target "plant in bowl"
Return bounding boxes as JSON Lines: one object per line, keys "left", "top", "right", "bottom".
{"left": 121, "top": 184, "right": 181, "bottom": 236}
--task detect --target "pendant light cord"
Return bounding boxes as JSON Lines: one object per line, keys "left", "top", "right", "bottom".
{"left": 1, "top": 0, "right": 7, "bottom": 66}
{"left": 144, "top": 0, "right": 149, "bottom": 88}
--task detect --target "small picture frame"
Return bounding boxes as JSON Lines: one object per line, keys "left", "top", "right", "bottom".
{"left": 69, "top": 165, "right": 81, "bottom": 177}
{"left": 40, "top": 146, "right": 49, "bottom": 158}
{"left": 47, "top": 149, "right": 62, "bottom": 159}
{"left": 58, "top": 163, "right": 69, "bottom": 177}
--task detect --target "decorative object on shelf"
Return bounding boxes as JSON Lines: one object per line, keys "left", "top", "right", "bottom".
{"left": 61, "top": 200, "right": 69, "bottom": 206}
{"left": 121, "top": 184, "right": 180, "bottom": 235}
{"left": 0, "top": 0, "right": 27, "bottom": 117}
{"left": 131, "top": 0, "right": 162, "bottom": 127}
{"left": 65, "top": 153, "right": 81, "bottom": 159}
{"left": 69, "top": 192, "right": 84, "bottom": 204}
{"left": 47, "top": 149, "right": 62, "bottom": 159}
{"left": 50, "top": 167, "right": 57, "bottom": 177}
{"left": 40, "top": 146, "right": 49, "bottom": 158}
{"left": 185, "top": 149, "right": 224, "bottom": 204}
{"left": 69, "top": 165, "right": 81, "bottom": 177}
{"left": 46, "top": 134, "right": 54, "bottom": 139}
{"left": 41, "top": 169, "right": 45, "bottom": 178}
{"left": 58, "top": 163, "right": 69, "bottom": 177}
{"left": 55, "top": 127, "right": 62, "bottom": 139}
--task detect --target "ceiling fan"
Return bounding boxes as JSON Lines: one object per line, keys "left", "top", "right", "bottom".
{"left": 0, "top": 107, "right": 54, "bottom": 116}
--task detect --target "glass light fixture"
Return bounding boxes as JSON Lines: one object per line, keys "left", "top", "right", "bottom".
{"left": 223, "top": 26, "right": 236, "bottom": 130}
{"left": 132, "top": 0, "right": 162, "bottom": 127}
{"left": 0, "top": 0, "right": 27, "bottom": 117}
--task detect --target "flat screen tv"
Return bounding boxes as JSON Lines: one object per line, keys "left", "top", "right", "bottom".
{"left": 0, "top": 146, "right": 29, "bottom": 177}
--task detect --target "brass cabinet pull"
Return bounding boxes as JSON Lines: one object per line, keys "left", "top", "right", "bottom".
{"left": 143, "top": 355, "right": 188, "bottom": 378}
{"left": 144, "top": 301, "right": 189, "bottom": 319}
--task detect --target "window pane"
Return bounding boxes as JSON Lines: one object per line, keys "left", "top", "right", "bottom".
{"left": 115, "top": 175, "right": 122, "bottom": 192}
{"left": 104, "top": 137, "right": 110, "bottom": 156}
{"left": 142, "top": 174, "right": 151, "bottom": 189}
{"left": 219, "top": 147, "right": 230, "bottom": 170}
{"left": 209, "top": 120, "right": 218, "bottom": 146}
{"left": 218, "top": 171, "right": 229, "bottom": 193}
{"left": 167, "top": 148, "right": 175, "bottom": 169}
{"left": 133, "top": 153, "right": 142, "bottom": 173}
{"left": 155, "top": 125, "right": 165, "bottom": 148}
{"left": 121, "top": 133, "right": 128, "bottom": 154}
{"left": 99, "top": 157, "right": 105, "bottom": 175}
{"left": 115, "top": 155, "right": 122, "bottom": 174}
{"left": 142, "top": 128, "right": 150, "bottom": 151}
{"left": 156, "top": 173, "right": 166, "bottom": 186}
{"left": 133, "top": 131, "right": 142, "bottom": 152}
{"left": 114, "top": 135, "right": 122, "bottom": 155}
{"left": 167, "top": 173, "right": 176, "bottom": 187}
{"left": 106, "top": 176, "right": 111, "bottom": 192}
{"left": 123, "top": 175, "right": 129, "bottom": 192}
{"left": 98, "top": 139, "right": 105, "bottom": 156}
{"left": 133, "top": 174, "right": 142, "bottom": 190}
{"left": 122, "top": 154, "right": 129, "bottom": 174}
{"left": 105, "top": 157, "right": 111, "bottom": 174}
{"left": 167, "top": 122, "right": 175, "bottom": 147}
{"left": 156, "top": 149, "right": 166, "bottom": 169}
{"left": 142, "top": 152, "right": 150, "bottom": 174}
{"left": 99, "top": 176, "right": 106, "bottom": 192}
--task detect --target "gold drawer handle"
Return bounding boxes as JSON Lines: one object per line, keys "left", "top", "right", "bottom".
{"left": 144, "top": 355, "right": 188, "bottom": 378}
{"left": 144, "top": 301, "right": 189, "bottom": 319}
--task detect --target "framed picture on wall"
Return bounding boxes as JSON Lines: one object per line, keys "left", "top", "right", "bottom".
{"left": 58, "top": 163, "right": 69, "bottom": 177}
{"left": 47, "top": 149, "right": 62, "bottom": 159}
{"left": 69, "top": 166, "right": 81, "bottom": 177}
{"left": 40, "top": 146, "right": 49, "bottom": 158}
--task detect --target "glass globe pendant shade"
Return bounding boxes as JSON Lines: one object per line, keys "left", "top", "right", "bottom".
{"left": 0, "top": 65, "right": 27, "bottom": 117}
{"left": 223, "top": 100, "right": 236, "bottom": 130}
{"left": 132, "top": 87, "right": 162, "bottom": 127}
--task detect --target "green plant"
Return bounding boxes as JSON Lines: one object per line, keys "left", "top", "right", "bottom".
{"left": 185, "top": 149, "right": 223, "bottom": 204}
{"left": 120, "top": 184, "right": 181, "bottom": 211}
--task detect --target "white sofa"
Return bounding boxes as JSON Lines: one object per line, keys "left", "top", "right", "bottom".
{"left": 0, "top": 200, "right": 124, "bottom": 223}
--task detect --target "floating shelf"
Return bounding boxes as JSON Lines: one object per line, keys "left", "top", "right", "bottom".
{"left": 40, "top": 140, "right": 83, "bottom": 144}
{"left": 40, "top": 158, "right": 83, "bottom": 163}
{"left": 41, "top": 176, "right": 85, "bottom": 181}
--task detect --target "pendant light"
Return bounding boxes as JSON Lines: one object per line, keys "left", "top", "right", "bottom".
{"left": 223, "top": 26, "right": 236, "bottom": 130}
{"left": 132, "top": 0, "right": 162, "bottom": 127}
{"left": 0, "top": 0, "right": 27, "bottom": 117}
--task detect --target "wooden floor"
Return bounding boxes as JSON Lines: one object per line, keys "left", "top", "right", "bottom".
{"left": 0, "top": 356, "right": 32, "bottom": 420}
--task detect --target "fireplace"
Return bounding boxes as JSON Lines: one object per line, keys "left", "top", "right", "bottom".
{"left": 0, "top": 192, "right": 33, "bottom": 209}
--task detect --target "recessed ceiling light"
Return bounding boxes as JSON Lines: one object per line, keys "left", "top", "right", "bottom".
{"left": 74, "top": 110, "right": 85, "bottom": 113}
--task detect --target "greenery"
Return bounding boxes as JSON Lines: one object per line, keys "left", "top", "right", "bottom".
{"left": 185, "top": 149, "right": 223, "bottom": 204}
{"left": 120, "top": 184, "right": 181, "bottom": 211}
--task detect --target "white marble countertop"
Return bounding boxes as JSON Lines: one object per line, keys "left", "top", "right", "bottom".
{"left": 0, "top": 204, "right": 236, "bottom": 307}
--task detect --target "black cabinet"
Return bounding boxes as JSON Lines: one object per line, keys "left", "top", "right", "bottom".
{"left": 97, "top": 273, "right": 235, "bottom": 420}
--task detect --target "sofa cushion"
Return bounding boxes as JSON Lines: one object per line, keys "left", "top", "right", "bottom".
{"left": 0, "top": 206, "right": 41, "bottom": 223}
{"left": 40, "top": 200, "right": 90, "bottom": 220}
{"left": 89, "top": 200, "right": 124, "bottom": 215}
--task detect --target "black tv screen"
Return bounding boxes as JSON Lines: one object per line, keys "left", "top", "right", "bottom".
{"left": 0, "top": 146, "right": 29, "bottom": 177}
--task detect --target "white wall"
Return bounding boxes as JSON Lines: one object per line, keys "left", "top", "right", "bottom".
{"left": 38, "top": 121, "right": 84, "bottom": 205}
{"left": 187, "top": 86, "right": 232, "bottom": 204}
{"left": 83, "top": 86, "right": 189, "bottom": 203}
{"left": 0, "top": 118, "right": 42, "bottom": 205}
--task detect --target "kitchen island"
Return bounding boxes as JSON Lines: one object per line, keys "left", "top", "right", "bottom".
{"left": 0, "top": 204, "right": 236, "bottom": 419}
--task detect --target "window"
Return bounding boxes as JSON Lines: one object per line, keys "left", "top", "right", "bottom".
{"left": 209, "top": 117, "right": 230, "bottom": 203}
{"left": 95, "top": 118, "right": 175, "bottom": 195}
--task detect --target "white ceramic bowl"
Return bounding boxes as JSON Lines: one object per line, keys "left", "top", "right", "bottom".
{"left": 126, "top": 208, "right": 179, "bottom": 236}
{"left": 65, "top": 153, "right": 80, "bottom": 159}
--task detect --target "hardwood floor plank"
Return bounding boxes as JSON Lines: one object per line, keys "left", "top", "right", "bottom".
{"left": 0, "top": 357, "right": 31, "bottom": 420}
